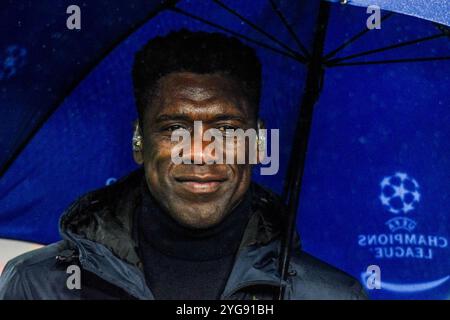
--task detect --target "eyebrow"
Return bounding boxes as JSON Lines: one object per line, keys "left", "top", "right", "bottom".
{"left": 211, "top": 114, "right": 246, "bottom": 122}
{"left": 155, "top": 114, "right": 192, "bottom": 123}
{"left": 155, "top": 113, "right": 247, "bottom": 123}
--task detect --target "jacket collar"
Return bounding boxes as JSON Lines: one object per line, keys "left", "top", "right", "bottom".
{"left": 59, "top": 169, "right": 287, "bottom": 299}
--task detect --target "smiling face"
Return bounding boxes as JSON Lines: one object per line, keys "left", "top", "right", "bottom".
{"left": 134, "top": 72, "right": 257, "bottom": 229}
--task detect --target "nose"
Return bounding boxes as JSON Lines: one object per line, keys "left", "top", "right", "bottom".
{"left": 182, "top": 121, "right": 222, "bottom": 165}
{"left": 190, "top": 121, "right": 208, "bottom": 165}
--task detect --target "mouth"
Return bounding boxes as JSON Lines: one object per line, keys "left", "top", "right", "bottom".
{"left": 174, "top": 175, "right": 227, "bottom": 194}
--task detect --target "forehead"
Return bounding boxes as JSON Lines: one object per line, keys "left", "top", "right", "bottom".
{"left": 147, "top": 72, "right": 254, "bottom": 121}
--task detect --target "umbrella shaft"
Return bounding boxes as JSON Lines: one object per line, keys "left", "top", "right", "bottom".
{"left": 278, "top": 0, "right": 331, "bottom": 300}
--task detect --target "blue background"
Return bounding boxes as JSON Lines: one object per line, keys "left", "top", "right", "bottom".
{"left": 0, "top": 0, "right": 449, "bottom": 299}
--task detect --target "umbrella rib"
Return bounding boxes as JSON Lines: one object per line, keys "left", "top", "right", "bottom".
{"left": 211, "top": 0, "right": 305, "bottom": 60}
{"left": 326, "top": 33, "right": 447, "bottom": 65}
{"left": 323, "top": 12, "right": 393, "bottom": 60}
{"left": 268, "top": 0, "right": 311, "bottom": 59}
{"left": 328, "top": 56, "right": 450, "bottom": 67}
{"left": 170, "top": 7, "right": 305, "bottom": 63}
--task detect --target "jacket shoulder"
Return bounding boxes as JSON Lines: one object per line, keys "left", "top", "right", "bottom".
{"left": 3, "top": 241, "right": 66, "bottom": 269}
{"left": 0, "top": 241, "right": 75, "bottom": 299}
{"left": 288, "top": 251, "right": 368, "bottom": 300}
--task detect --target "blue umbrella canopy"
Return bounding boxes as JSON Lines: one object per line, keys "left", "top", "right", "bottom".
{"left": 0, "top": 0, "right": 175, "bottom": 174}
{"left": 0, "top": 0, "right": 449, "bottom": 299}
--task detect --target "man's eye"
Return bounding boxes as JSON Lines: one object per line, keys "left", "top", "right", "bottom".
{"left": 218, "top": 125, "right": 238, "bottom": 132}
{"left": 164, "top": 124, "right": 186, "bottom": 132}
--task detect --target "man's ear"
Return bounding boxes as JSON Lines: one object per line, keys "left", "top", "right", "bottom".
{"left": 132, "top": 120, "right": 144, "bottom": 165}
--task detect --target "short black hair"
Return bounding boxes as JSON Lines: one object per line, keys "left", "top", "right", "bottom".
{"left": 132, "top": 29, "right": 262, "bottom": 123}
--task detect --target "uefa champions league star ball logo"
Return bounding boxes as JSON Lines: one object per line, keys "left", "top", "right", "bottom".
{"left": 359, "top": 172, "right": 449, "bottom": 294}
{"left": 379, "top": 172, "right": 420, "bottom": 214}
{"left": 0, "top": 45, "right": 27, "bottom": 80}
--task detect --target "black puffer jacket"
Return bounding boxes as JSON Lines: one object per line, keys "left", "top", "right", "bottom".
{"left": 0, "top": 170, "right": 367, "bottom": 300}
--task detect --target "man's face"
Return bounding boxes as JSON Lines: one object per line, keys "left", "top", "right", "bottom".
{"left": 136, "top": 72, "right": 256, "bottom": 229}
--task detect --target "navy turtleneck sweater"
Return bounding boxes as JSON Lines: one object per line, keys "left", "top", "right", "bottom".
{"left": 135, "top": 183, "right": 253, "bottom": 300}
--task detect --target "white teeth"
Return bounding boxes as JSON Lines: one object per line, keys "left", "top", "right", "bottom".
{"left": 179, "top": 181, "right": 222, "bottom": 193}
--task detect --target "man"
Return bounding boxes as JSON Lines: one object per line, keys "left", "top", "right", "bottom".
{"left": 0, "top": 30, "right": 367, "bottom": 300}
